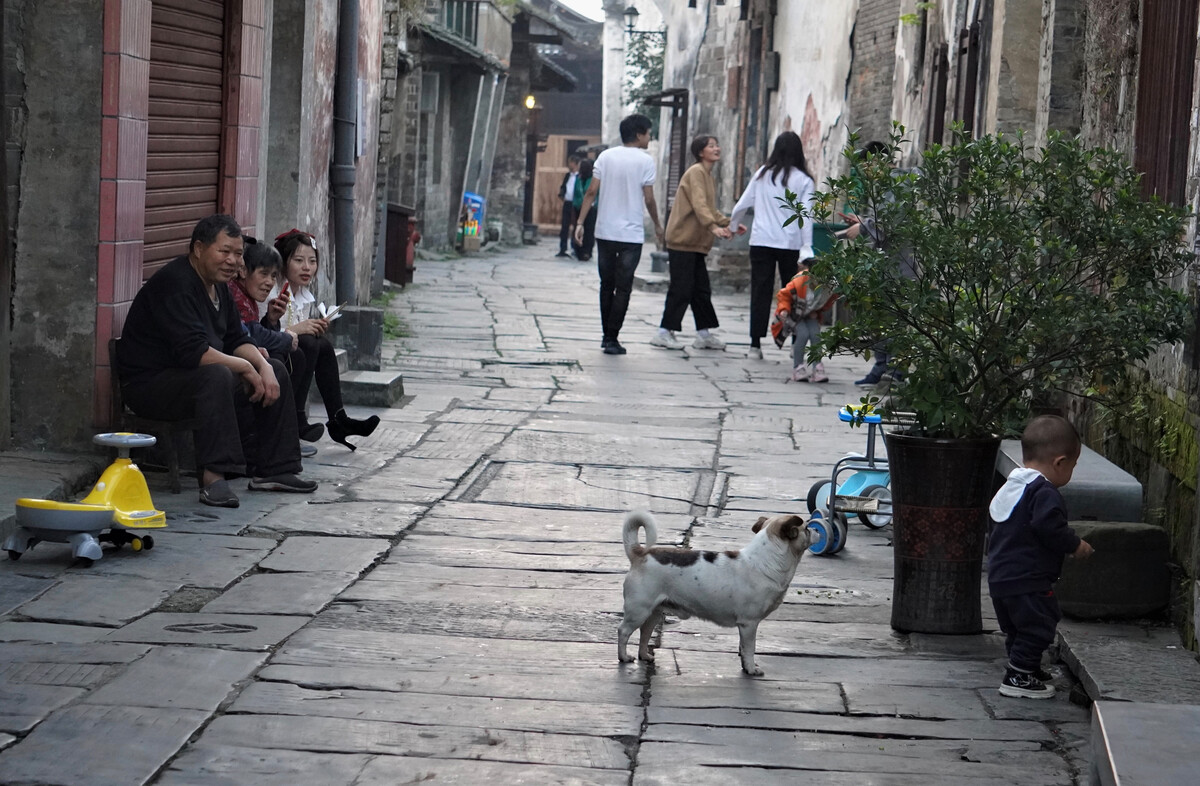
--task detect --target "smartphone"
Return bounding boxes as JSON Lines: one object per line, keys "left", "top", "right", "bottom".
{"left": 279, "top": 280, "right": 290, "bottom": 296}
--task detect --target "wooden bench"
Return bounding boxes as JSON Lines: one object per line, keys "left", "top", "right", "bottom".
{"left": 108, "top": 338, "right": 201, "bottom": 494}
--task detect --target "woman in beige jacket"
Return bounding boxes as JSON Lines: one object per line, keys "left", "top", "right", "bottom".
{"left": 650, "top": 135, "right": 746, "bottom": 350}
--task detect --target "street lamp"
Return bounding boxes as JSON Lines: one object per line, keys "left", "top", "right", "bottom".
{"left": 623, "top": 4, "right": 665, "bottom": 39}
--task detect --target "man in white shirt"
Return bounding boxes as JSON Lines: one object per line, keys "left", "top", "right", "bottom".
{"left": 574, "top": 113, "right": 664, "bottom": 355}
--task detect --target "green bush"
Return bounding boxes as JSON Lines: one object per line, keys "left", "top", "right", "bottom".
{"left": 785, "top": 126, "right": 1195, "bottom": 439}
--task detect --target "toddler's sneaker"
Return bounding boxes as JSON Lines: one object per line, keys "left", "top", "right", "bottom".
{"left": 999, "top": 667, "right": 1055, "bottom": 699}
{"left": 692, "top": 333, "right": 726, "bottom": 350}
{"left": 790, "top": 364, "right": 810, "bottom": 382}
{"left": 650, "top": 330, "right": 684, "bottom": 350}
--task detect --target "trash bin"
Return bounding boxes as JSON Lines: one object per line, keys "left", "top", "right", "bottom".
{"left": 386, "top": 203, "right": 418, "bottom": 286}
{"left": 812, "top": 222, "right": 848, "bottom": 256}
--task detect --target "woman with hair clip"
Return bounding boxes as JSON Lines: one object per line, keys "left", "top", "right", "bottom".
{"left": 729, "top": 130, "right": 816, "bottom": 362}
{"left": 265, "top": 229, "right": 380, "bottom": 451}
{"left": 649, "top": 134, "right": 745, "bottom": 351}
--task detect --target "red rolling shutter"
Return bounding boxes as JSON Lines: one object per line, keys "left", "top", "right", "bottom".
{"left": 143, "top": 0, "right": 225, "bottom": 279}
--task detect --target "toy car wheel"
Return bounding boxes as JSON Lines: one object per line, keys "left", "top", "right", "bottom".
{"left": 806, "top": 480, "right": 831, "bottom": 514}
{"left": 7, "top": 550, "right": 20, "bottom": 561}
{"left": 142, "top": 535, "right": 154, "bottom": 550}
{"left": 131, "top": 538, "right": 143, "bottom": 552}
{"left": 806, "top": 512, "right": 834, "bottom": 556}
{"left": 859, "top": 484, "right": 893, "bottom": 529}
{"left": 830, "top": 516, "right": 849, "bottom": 554}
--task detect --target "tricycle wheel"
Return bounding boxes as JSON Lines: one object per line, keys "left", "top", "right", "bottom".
{"left": 806, "top": 480, "right": 831, "bottom": 514}
{"left": 859, "top": 485, "right": 893, "bottom": 529}
{"left": 806, "top": 512, "right": 834, "bottom": 556}
{"left": 830, "top": 516, "right": 848, "bottom": 554}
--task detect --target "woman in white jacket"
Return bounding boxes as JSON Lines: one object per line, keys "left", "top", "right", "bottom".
{"left": 729, "top": 131, "right": 815, "bottom": 359}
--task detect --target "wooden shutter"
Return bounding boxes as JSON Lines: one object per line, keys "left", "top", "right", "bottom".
{"left": 143, "top": 0, "right": 225, "bottom": 278}
{"left": 1135, "top": 0, "right": 1198, "bottom": 205}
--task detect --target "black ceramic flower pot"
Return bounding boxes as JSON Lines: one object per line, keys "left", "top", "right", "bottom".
{"left": 884, "top": 430, "right": 1001, "bottom": 634}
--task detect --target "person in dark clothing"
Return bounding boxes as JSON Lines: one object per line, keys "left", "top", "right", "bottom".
{"left": 571, "top": 158, "right": 597, "bottom": 260}
{"left": 116, "top": 214, "right": 318, "bottom": 509}
{"left": 987, "top": 415, "right": 1093, "bottom": 699}
{"left": 556, "top": 154, "right": 581, "bottom": 257}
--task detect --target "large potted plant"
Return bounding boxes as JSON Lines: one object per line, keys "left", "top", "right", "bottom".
{"left": 786, "top": 128, "right": 1194, "bottom": 633}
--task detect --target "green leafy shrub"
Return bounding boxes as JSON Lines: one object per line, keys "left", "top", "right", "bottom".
{"left": 785, "top": 126, "right": 1195, "bottom": 439}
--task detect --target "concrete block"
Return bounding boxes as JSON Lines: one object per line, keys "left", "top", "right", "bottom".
{"left": 1090, "top": 701, "right": 1200, "bottom": 786}
{"left": 1056, "top": 521, "right": 1169, "bottom": 619}
{"left": 339, "top": 370, "right": 405, "bottom": 408}
{"left": 329, "top": 306, "right": 383, "bottom": 371}
{"left": 997, "top": 440, "right": 1142, "bottom": 521}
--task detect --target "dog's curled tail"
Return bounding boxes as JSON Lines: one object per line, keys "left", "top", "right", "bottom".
{"left": 623, "top": 510, "right": 657, "bottom": 560}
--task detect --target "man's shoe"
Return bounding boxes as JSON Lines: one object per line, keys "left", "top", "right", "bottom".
{"left": 999, "top": 668, "right": 1055, "bottom": 699}
{"left": 748, "top": 346, "right": 764, "bottom": 359}
{"left": 247, "top": 474, "right": 318, "bottom": 493}
{"left": 854, "top": 374, "right": 882, "bottom": 387}
{"left": 199, "top": 479, "right": 239, "bottom": 508}
{"left": 650, "top": 331, "right": 684, "bottom": 350}
{"left": 601, "top": 337, "right": 611, "bottom": 348}
{"left": 555, "top": 251, "right": 571, "bottom": 258}
{"left": 603, "top": 341, "right": 627, "bottom": 355}
{"left": 300, "top": 443, "right": 318, "bottom": 458}
{"left": 692, "top": 333, "right": 726, "bottom": 350}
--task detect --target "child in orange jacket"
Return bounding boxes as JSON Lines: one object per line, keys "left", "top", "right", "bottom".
{"left": 771, "top": 260, "right": 836, "bottom": 382}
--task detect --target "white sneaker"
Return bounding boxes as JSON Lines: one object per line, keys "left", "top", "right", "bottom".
{"left": 692, "top": 333, "right": 726, "bottom": 350}
{"left": 810, "top": 362, "right": 829, "bottom": 383}
{"left": 650, "top": 331, "right": 684, "bottom": 350}
{"left": 791, "top": 364, "right": 810, "bottom": 382}
{"left": 748, "top": 347, "right": 763, "bottom": 359}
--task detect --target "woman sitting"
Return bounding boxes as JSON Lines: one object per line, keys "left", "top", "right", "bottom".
{"left": 265, "top": 229, "right": 379, "bottom": 451}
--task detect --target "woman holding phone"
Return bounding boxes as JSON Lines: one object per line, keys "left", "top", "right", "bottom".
{"left": 729, "top": 131, "right": 816, "bottom": 359}
{"left": 266, "top": 229, "right": 379, "bottom": 451}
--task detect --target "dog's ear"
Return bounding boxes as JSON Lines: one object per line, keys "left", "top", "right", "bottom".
{"left": 752, "top": 516, "right": 769, "bottom": 533}
{"left": 784, "top": 515, "right": 806, "bottom": 540}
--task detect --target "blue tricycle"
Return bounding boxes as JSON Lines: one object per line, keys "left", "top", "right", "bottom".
{"left": 805, "top": 407, "right": 892, "bottom": 555}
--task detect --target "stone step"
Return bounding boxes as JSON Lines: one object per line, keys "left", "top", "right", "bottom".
{"left": 335, "top": 347, "right": 349, "bottom": 375}
{"left": 997, "top": 439, "right": 1142, "bottom": 522}
{"left": 1056, "top": 520, "right": 1170, "bottom": 618}
{"left": 1090, "top": 701, "right": 1200, "bottom": 786}
{"left": 338, "top": 370, "right": 405, "bottom": 408}
{"left": 1057, "top": 622, "right": 1200, "bottom": 704}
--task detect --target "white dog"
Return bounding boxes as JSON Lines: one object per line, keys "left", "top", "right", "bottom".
{"left": 617, "top": 510, "right": 812, "bottom": 676}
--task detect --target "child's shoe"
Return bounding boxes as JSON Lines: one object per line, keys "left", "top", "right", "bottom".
{"left": 810, "top": 362, "right": 829, "bottom": 383}
{"left": 999, "top": 667, "right": 1054, "bottom": 699}
{"left": 790, "top": 364, "right": 810, "bottom": 382}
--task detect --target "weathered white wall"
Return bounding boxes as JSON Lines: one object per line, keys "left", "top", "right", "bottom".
{"left": 772, "top": 1, "right": 858, "bottom": 183}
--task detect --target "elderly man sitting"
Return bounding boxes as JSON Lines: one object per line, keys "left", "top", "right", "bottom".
{"left": 116, "top": 214, "right": 317, "bottom": 508}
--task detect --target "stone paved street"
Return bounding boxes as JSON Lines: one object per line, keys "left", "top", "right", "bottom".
{"left": 0, "top": 246, "right": 1092, "bottom": 784}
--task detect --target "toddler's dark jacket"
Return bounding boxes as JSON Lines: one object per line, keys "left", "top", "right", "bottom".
{"left": 987, "top": 474, "right": 1081, "bottom": 598}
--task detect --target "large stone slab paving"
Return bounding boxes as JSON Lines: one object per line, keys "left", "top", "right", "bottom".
{"left": 416, "top": 501, "right": 693, "bottom": 543}
{"left": 158, "top": 745, "right": 373, "bottom": 786}
{"left": 491, "top": 430, "right": 717, "bottom": 468}
{"left": 633, "top": 761, "right": 1035, "bottom": 786}
{"left": 655, "top": 648, "right": 1001, "bottom": 687}
{"left": 482, "top": 387, "right": 553, "bottom": 407}
{"left": 661, "top": 620, "right": 908, "bottom": 660}
{"left": 647, "top": 706, "right": 1057, "bottom": 743}
{"left": 202, "top": 571, "right": 361, "bottom": 615}
{"left": 15, "top": 574, "right": 180, "bottom": 627}
{"left": 382, "top": 533, "right": 632, "bottom": 572}
{"left": 357, "top": 565, "right": 621, "bottom": 590}
{"left": 979, "top": 690, "right": 1092, "bottom": 723}
{"left": 519, "top": 416, "right": 717, "bottom": 442}
{"left": 0, "top": 660, "right": 113, "bottom": 688}
{"left": 348, "top": 457, "right": 477, "bottom": 503}
{"left": 472, "top": 463, "right": 701, "bottom": 513}
{"left": 0, "top": 683, "right": 87, "bottom": 733}
{"left": 105, "top": 612, "right": 310, "bottom": 650}
{"left": 85, "top": 646, "right": 265, "bottom": 711}
{"left": 355, "top": 755, "right": 630, "bottom": 786}
{"left": 0, "top": 620, "right": 112, "bottom": 642}
{"left": 198, "top": 714, "right": 631, "bottom": 769}
{"left": 0, "top": 704, "right": 209, "bottom": 786}
{"left": 635, "top": 728, "right": 1072, "bottom": 782}
{"left": 259, "top": 663, "right": 645, "bottom": 705}
{"left": 249, "top": 500, "right": 425, "bottom": 537}
{"left": 313, "top": 598, "right": 618, "bottom": 643}
{"left": 720, "top": 430, "right": 800, "bottom": 457}
{"left": 258, "top": 535, "right": 389, "bottom": 574}
{"left": 0, "top": 640, "right": 150, "bottom": 665}
{"left": 231, "top": 681, "right": 642, "bottom": 737}
{"left": 647, "top": 678, "right": 846, "bottom": 714}
{"left": 0, "top": 571, "right": 54, "bottom": 614}
{"left": 843, "top": 683, "right": 993, "bottom": 720}
{"left": 338, "top": 581, "right": 621, "bottom": 612}
{"left": 83, "top": 532, "right": 277, "bottom": 589}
